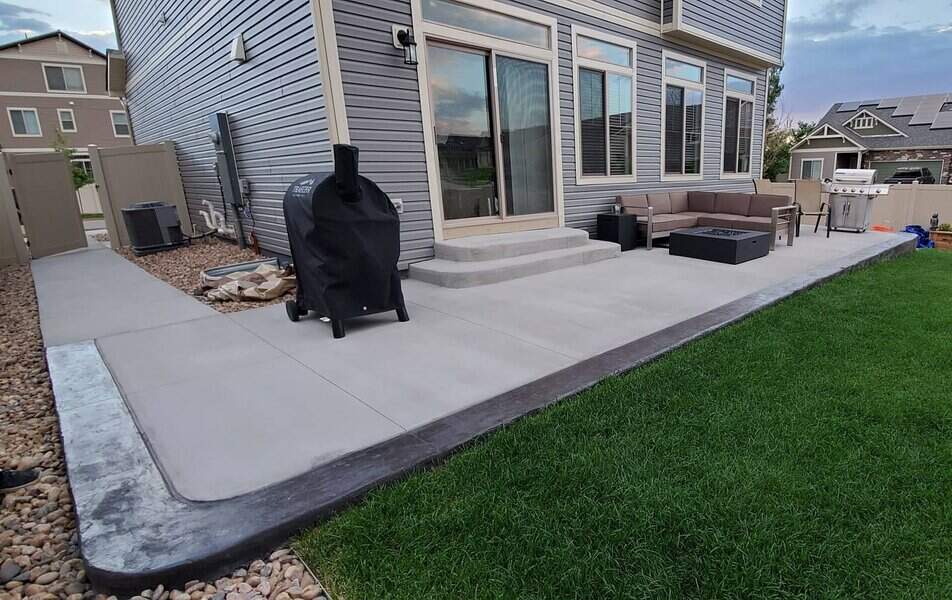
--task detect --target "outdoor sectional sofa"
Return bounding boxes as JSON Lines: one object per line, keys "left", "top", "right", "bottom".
{"left": 616, "top": 191, "right": 797, "bottom": 251}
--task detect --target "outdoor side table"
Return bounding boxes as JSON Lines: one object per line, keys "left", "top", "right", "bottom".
{"left": 597, "top": 213, "right": 638, "bottom": 251}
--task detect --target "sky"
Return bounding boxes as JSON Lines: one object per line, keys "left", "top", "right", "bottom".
{"left": 0, "top": 0, "right": 949, "bottom": 124}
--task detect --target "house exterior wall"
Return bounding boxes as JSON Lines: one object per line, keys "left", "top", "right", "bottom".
{"left": 0, "top": 42, "right": 130, "bottom": 152}
{"left": 864, "top": 148, "right": 952, "bottom": 185}
{"left": 789, "top": 151, "right": 838, "bottom": 181}
{"left": 112, "top": 0, "right": 333, "bottom": 257}
{"left": 679, "top": 0, "right": 785, "bottom": 61}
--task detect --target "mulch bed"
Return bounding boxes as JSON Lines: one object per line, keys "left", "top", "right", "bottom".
{"left": 115, "top": 237, "right": 293, "bottom": 314}
{"left": 0, "top": 264, "right": 327, "bottom": 600}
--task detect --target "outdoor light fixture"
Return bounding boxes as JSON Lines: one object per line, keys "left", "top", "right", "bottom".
{"left": 396, "top": 28, "right": 418, "bottom": 66}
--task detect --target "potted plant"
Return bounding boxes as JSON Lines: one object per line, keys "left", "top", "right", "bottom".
{"left": 931, "top": 223, "right": 952, "bottom": 250}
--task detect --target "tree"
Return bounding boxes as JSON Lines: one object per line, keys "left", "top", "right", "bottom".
{"left": 51, "top": 130, "right": 94, "bottom": 190}
{"left": 761, "top": 67, "right": 815, "bottom": 181}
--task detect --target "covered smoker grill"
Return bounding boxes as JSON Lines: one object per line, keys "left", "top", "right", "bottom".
{"left": 283, "top": 144, "right": 409, "bottom": 338}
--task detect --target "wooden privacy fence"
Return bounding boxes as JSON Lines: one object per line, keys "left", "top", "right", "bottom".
{"left": 89, "top": 142, "right": 192, "bottom": 249}
{"left": 758, "top": 179, "right": 952, "bottom": 230}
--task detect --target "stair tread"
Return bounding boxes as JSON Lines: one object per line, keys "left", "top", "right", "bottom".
{"left": 434, "top": 227, "right": 590, "bottom": 261}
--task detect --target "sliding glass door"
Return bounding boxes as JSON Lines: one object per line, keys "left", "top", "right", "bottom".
{"left": 427, "top": 41, "right": 556, "bottom": 229}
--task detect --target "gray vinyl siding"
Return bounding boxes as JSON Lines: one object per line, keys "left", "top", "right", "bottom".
{"left": 797, "top": 137, "right": 860, "bottom": 150}
{"left": 332, "top": 0, "right": 434, "bottom": 264}
{"left": 663, "top": 0, "right": 673, "bottom": 24}
{"left": 113, "top": 0, "right": 331, "bottom": 257}
{"left": 680, "top": 0, "right": 785, "bottom": 61}
{"left": 789, "top": 151, "right": 838, "bottom": 181}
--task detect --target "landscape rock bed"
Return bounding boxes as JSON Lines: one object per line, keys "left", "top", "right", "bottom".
{"left": 116, "top": 237, "right": 293, "bottom": 314}
{"left": 0, "top": 265, "right": 327, "bottom": 600}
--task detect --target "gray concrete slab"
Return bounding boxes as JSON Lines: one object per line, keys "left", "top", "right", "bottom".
{"left": 32, "top": 247, "right": 214, "bottom": 346}
{"left": 231, "top": 302, "right": 575, "bottom": 431}
{"left": 123, "top": 355, "right": 404, "bottom": 501}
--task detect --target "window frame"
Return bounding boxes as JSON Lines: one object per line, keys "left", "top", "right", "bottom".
{"left": 661, "top": 50, "right": 706, "bottom": 181}
{"left": 42, "top": 63, "right": 87, "bottom": 94}
{"left": 110, "top": 110, "right": 131, "bottom": 138}
{"left": 57, "top": 108, "right": 77, "bottom": 133}
{"left": 7, "top": 107, "right": 43, "bottom": 137}
{"left": 800, "top": 158, "right": 823, "bottom": 181}
{"left": 571, "top": 25, "right": 637, "bottom": 185}
{"left": 720, "top": 68, "right": 756, "bottom": 179}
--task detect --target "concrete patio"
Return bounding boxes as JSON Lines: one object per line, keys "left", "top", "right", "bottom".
{"left": 36, "top": 228, "right": 915, "bottom": 590}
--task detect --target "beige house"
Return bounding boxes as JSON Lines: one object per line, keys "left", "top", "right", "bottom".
{"left": 0, "top": 31, "right": 131, "bottom": 175}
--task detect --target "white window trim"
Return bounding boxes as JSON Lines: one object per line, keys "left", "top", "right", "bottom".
{"left": 800, "top": 158, "right": 823, "bottom": 180}
{"left": 843, "top": 109, "right": 906, "bottom": 137}
{"left": 661, "top": 50, "right": 706, "bottom": 182}
{"left": 720, "top": 68, "right": 756, "bottom": 179}
{"left": 571, "top": 25, "right": 637, "bottom": 185}
{"left": 110, "top": 110, "right": 131, "bottom": 138}
{"left": 57, "top": 108, "right": 77, "bottom": 133}
{"left": 41, "top": 63, "right": 88, "bottom": 94}
{"left": 411, "top": 0, "right": 565, "bottom": 241}
{"left": 7, "top": 107, "right": 43, "bottom": 138}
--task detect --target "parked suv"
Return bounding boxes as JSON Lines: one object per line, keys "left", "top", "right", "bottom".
{"left": 884, "top": 167, "right": 936, "bottom": 184}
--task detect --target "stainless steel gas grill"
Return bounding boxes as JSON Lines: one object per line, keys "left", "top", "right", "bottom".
{"left": 821, "top": 169, "right": 890, "bottom": 233}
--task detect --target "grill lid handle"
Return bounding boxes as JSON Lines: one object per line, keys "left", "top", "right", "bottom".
{"left": 334, "top": 144, "right": 361, "bottom": 202}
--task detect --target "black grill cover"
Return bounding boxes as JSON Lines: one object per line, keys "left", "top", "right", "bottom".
{"left": 283, "top": 145, "right": 406, "bottom": 321}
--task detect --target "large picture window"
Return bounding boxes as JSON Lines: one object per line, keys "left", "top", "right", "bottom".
{"left": 663, "top": 53, "right": 705, "bottom": 179}
{"left": 722, "top": 71, "right": 755, "bottom": 176}
{"left": 573, "top": 27, "right": 636, "bottom": 183}
{"left": 800, "top": 158, "right": 823, "bottom": 180}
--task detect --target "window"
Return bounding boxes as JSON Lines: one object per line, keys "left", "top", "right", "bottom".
{"left": 43, "top": 64, "right": 86, "bottom": 93}
{"left": 72, "top": 157, "right": 94, "bottom": 178}
{"left": 8, "top": 108, "right": 41, "bottom": 137}
{"left": 57, "top": 109, "right": 77, "bottom": 132}
{"left": 722, "top": 71, "right": 755, "bottom": 176}
{"left": 800, "top": 158, "right": 822, "bottom": 180}
{"left": 422, "top": 0, "right": 549, "bottom": 48}
{"left": 851, "top": 116, "right": 874, "bottom": 129}
{"left": 941, "top": 103, "right": 952, "bottom": 113}
{"left": 573, "top": 28, "right": 636, "bottom": 182}
{"left": 663, "top": 53, "right": 705, "bottom": 178}
{"left": 110, "top": 110, "right": 130, "bottom": 137}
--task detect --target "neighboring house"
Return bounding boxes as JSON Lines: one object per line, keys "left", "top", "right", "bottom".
{"left": 789, "top": 93, "right": 952, "bottom": 185}
{"left": 0, "top": 31, "right": 132, "bottom": 176}
{"left": 108, "top": 0, "right": 786, "bottom": 264}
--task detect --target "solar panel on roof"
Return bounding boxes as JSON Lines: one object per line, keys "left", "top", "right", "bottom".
{"left": 837, "top": 101, "right": 861, "bottom": 112}
{"left": 878, "top": 98, "right": 901, "bottom": 109}
{"left": 892, "top": 96, "right": 922, "bottom": 117}
{"left": 931, "top": 110, "right": 952, "bottom": 130}
{"left": 858, "top": 99, "right": 879, "bottom": 107}
{"left": 910, "top": 95, "right": 946, "bottom": 125}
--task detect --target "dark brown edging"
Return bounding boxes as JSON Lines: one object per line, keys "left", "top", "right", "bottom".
{"left": 51, "top": 235, "right": 916, "bottom": 594}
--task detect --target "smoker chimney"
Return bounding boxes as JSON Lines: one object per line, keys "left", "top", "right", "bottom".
{"left": 334, "top": 144, "right": 361, "bottom": 202}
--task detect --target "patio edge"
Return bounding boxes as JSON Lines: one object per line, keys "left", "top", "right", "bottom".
{"left": 51, "top": 233, "right": 917, "bottom": 594}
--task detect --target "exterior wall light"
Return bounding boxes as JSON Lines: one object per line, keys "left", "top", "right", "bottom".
{"left": 396, "top": 28, "right": 418, "bottom": 66}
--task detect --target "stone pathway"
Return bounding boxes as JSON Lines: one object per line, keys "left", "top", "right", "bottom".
{"left": 0, "top": 265, "right": 327, "bottom": 600}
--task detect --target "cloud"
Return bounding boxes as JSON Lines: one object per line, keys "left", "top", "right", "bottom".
{"left": 0, "top": 1, "right": 50, "bottom": 35}
{"left": 787, "top": 0, "right": 867, "bottom": 41}
{"left": 780, "top": 25, "right": 952, "bottom": 122}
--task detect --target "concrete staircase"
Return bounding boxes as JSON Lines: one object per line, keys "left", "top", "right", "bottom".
{"left": 410, "top": 228, "right": 620, "bottom": 288}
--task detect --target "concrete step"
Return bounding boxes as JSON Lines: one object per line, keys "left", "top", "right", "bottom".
{"left": 410, "top": 240, "right": 620, "bottom": 288}
{"left": 434, "top": 227, "right": 590, "bottom": 262}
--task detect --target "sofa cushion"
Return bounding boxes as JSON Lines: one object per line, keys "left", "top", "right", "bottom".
{"left": 618, "top": 194, "right": 648, "bottom": 210}
{"left": 669, "top": 190, "right": 689, "bottom": 213}
{"left": 640, "top": 213, "right": 698, "bottom": 232}
{"left": 646, "top": 192, "right": 672, "bottom": 215}
{"left": 748, "top": 193, "right": 792, "bottom": 218}
{"left": 697, "top": 214, "right": 773, "bottom": 232}
{"left": 687, "top": 191, "right": 716, "bottom": 213}
{"left": 714, "top": 192, "right": 752, "bottom": 216}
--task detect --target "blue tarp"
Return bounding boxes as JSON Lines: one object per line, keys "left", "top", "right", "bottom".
{"left": 903, "top": 225, "right": 935, "bottom": 248}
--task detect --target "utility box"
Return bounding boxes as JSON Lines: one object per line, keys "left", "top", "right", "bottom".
{"left": 121, "top": 201, "right": 184, "bottom": 255}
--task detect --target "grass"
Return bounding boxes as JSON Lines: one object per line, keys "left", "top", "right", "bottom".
{"left": 295, "top": 251, "right": 952, "bottom": 600}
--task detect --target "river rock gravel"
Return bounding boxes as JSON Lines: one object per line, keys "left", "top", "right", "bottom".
{"left": 0, "top": 265, "right": 327, "bottom": 600}
{"left": 115, "top": 237, "right": 292, "bottom": 314}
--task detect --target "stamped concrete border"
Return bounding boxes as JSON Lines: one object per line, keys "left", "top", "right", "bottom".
{"left": 49, "top": 234, "right": 916, "bottom": 593}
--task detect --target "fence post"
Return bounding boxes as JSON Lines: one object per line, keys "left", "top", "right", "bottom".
{"left": 161, "top": 141, "right": 192, "bottom": 233}
{"left": 0, "top": 154, "right": 31, "bottom": 266}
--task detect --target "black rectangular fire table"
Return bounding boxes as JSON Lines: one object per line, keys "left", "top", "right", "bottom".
{"left": 668, "top": 227, "right": 770, "bottom": 264}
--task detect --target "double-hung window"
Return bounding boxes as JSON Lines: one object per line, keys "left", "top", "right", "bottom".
{"left": 110, "top": 111, "right": 130, "bottom": 137}
{"left": 663, "top": 52, "right": 705, "bottom": 179}
{"left": 43, "top": 64, "right": 86, "bottom": 93}
{"left": 722, "top": 71, "right": 755, "bottom": 177}
{"left": 58, "top": 109, "right": 77, "bottom": 132}
{"left": 800, "top": 158, "right": 822, "bottom": 180}
{"left": 8, "top": 108, "right": 42, "bottom": 137}
{"left": 572, "top": 27, "right": 636, "bottom": 183}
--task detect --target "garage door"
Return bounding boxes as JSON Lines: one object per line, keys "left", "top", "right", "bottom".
{"left": 869, "top": 160, "right": 943, "bottom": 183}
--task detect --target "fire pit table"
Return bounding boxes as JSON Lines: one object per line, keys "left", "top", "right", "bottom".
{"left": 669, "top": 227, "right": 770, "bottom": 264}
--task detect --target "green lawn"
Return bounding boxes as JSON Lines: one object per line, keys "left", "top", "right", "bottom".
{"left": 296, "top": 251, "right": 952, "bottom": 600}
